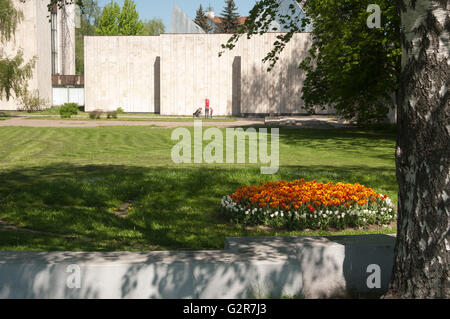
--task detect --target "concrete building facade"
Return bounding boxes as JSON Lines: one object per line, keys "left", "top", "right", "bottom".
{"left": 85, "top": 33, "right": 334, "bottom": 116}
{"left": 0, "top": 0, "right": 76, "bottom": 110}
{"left": 84, "top": 36, "right": 161, "bottom": 113}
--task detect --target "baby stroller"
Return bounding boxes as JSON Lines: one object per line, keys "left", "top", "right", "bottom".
{"left": 193, "top": 107, "right": 202, "bottom": 118}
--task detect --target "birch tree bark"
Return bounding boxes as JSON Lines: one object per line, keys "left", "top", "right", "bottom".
{"left": 386, "top": 0, "right": 449, "bottom": 298}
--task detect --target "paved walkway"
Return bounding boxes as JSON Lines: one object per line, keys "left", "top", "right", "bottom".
{"left": 0, "top": 115, "right": 350, "bottom": 129}
{"left": 0, "top": 116, "right": 264, "bottom": 128}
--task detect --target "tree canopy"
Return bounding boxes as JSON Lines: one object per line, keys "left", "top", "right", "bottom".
{"left": 194, "top": 4, "right": 211, "bottom": 33}
{"left": 142, "top": 18, "right": 165, "bottom": 36}
{"left": 218, "top": 0, "right": 240, "bottom": 33}
{"left": 95, "top": 0, "right": 144, "bottom": 36}
{"left": 222, "top": 0, "right": 401, "bottom": 124}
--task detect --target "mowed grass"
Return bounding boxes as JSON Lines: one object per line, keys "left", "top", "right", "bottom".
{"left": 0, "top": 126, "right": 397, "bottom": 251}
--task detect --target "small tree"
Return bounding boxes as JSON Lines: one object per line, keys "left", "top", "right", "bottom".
{"left": 95, "top": 0, "right": 143, "bottom": 36}
{"left": 95, "top": 0, "right": 120, "bottom": 35}
{"left": 194, "top": 4, "right": 211, "bottom": 33}
{"left": 218, "top": 0, "right": 240, "bottom": 33}
{"left": 118, "top": 0, "right": 144, "bottom": 35}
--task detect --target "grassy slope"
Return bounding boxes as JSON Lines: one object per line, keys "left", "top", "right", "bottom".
{"left": 0, "top": 126, "right": 397, "bottom": 251}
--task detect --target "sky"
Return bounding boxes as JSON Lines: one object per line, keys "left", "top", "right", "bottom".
{"left": 96, "top": 0, "right": 256, "bottom": 31}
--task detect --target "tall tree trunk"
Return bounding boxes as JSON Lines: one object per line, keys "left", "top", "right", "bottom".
{"left": 386, "top": 0, "right": 449, "bottom": 298}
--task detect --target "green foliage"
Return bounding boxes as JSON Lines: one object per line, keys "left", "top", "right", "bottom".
{"left": 95, "top": 0, "right": 120, "bottom": 35}
{"left": 18, "top": 88, "right": 48, "bottom": 112}
{"left": 47, "top": 0, "right": 84, "bottom": 14}
{"left": 0, "top": 50, "right": 36, "bottom": 101}
{"left": 221, "top": 0, "right": 401, "bottom": 124}
{"left": 142, "top": 18, "right": 165, "bottom": 36}
{"left": 0, "top": 0, "right": 23, "bottom": 42}
{"left": 106, "top": 110, "right": 118, "bottom": 119}
{"left": 41, "top": 106, "right": 63, "bottom": 115}
{"left": 116, "top": 107, "right": 124, "bottom": 114}
{"left": 194, "top": 4, "right": 211, "bottom": 33}
{"left": 118, "top": 0, "right": 144, "bottom": 35}
{"left": 299, "top": 0, "right": 401, "bottom": 124}
{"left": 89, "top": 109, "right": 103, "bottom": 119}
{"left": 218, "top": 0, "right": 240, "bottom": 33}
{"left": 59, "top": 103, "right": 79, "bottom": 118}
{"left": 95, "top": 0, "right": 143, "bottom": 36}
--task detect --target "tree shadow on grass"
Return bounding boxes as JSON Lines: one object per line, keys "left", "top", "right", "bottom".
{"left": 0, "top": 163, "right": 397, "bottom": 251}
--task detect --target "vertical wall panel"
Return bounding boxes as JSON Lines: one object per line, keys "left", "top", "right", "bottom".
{"left": 85, "top": 33, "right": 322, "bottom": 116}
{"left": 85, "top": 36, "right": 160, "bottom": 112}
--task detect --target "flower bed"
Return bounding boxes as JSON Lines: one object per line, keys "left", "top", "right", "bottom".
{"left": 221, "top": 179, "right": 396, "bottom": 230}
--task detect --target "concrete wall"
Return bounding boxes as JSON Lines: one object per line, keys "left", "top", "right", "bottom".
{"left": 0, "top": 235, "right": 395, "bottom": 299}
{"left": 84, "top": 36, "right": 161, "bottom": 113}
{"left": 0, "top": 0, "right": 52, "bottom": 110}
{"left": 57, "top": 3, "right": 76, "bottom": 75}
{"left": 85, "top": 33, "right": 335, "bottom": 115}
{"left": 0, "top": 1, "right": 76, "bottom": 111}
{"left": 160, "top": 33, "right": 316, "bottom": 116}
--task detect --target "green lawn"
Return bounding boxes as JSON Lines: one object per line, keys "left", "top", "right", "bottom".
{"left": 0, "top": 126, "right": 397, "bottom": 251}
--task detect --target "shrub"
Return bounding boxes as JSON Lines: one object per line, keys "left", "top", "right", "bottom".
{"left": 116, "top": 107, "right": 124, "bottom": 114}
{"left": 89, "top": 109, "right": 103, "bottom": 119}
{"left": 106, "top": 111, "right": 118, "bottom": 119}
{"left": 18, "top": 89, "right": 48, "bottom": 112}
{"left": 221, "top": 179, "right": 396, "bottom": 230}
{"left": 59, "top": 103, "right": 79, "bottom": 118}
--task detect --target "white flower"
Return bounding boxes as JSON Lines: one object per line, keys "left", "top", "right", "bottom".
{"left": 274, "top": 211, "right": 279, "bottom": 217}
{"left": 280, "top": 212, "right": 284, "bottom": 217}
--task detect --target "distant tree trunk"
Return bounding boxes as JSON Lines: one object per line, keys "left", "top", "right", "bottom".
{"left": 385, "top": 0, "right": 449, "bottom": 298}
